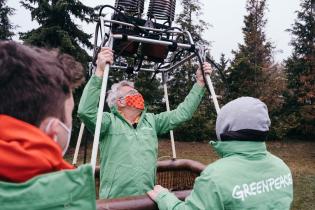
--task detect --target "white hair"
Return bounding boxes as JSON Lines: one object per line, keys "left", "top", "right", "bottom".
{"left": 106, "top": 80, "right": 134, "bottom": 108}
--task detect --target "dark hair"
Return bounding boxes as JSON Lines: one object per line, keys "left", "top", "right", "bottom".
{"left": 0, "top": 41, "right": 85, "bottom": 126}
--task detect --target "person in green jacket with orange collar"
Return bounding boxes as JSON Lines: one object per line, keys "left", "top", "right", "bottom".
{"left": 78, "top": 47, "right": 212, "bottom": 199}
{"left": 0, "top": 41, "right": 96, "bottom": 210}
{"left": 148, "top": 97, "right": 293, "bottom": 210}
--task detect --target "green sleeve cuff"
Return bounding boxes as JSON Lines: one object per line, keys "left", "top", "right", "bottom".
{"left": 89, "top": 75, "right": 103, "bottom": 88}
{"left": 192, "top": 82, "right": 206, "bottom": 97}
{"left": 156, "top": 190, "right": 170, "bottom": 201}
{"left": 155, "top": 191, "right": 182, "bottom": 210}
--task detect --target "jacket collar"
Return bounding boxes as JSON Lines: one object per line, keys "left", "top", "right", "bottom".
{"left": 210, "top": 140, "right": 267, "bottom": 159}
{"left": 110, "top": 106, "right": 148, "bottom": 127}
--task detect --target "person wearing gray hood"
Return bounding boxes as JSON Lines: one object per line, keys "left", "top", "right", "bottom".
{"left": 148, "top": 97, "right": 293, "bottom": 210}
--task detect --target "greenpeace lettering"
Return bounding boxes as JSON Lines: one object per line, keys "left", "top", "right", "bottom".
{"left": 232, "top": 173, "right": 293, "bottom": 201}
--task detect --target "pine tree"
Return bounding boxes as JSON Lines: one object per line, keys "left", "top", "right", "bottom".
{"left": 176, "top": 0, "right": 209, "bottom": 45}
{"left": 225, "top": 0, "right": 293, "bottom": 139}
{"left": 285, "top": 0, "right": 315, "bottom": 106}
{"left": 19, "top": 0, "right": 96, "bottom": 145}
{"left": 213, "top": 53, "right": 230, "bottom": 102}
{"left": 171, "top": 0, "right": 210, "bottom": 105}
{"left": 0, "top": 0, "right": 16, "bottom": 40}
{"left": 167, "top": 0, "right": 214, "bottom": 141}
{"left": 19, "top": 0, "right": 94, "bottom": 65}
{"left": 284, "top": 0, "right": 315, "bottom": 138}
{"left": 227, "top": 0, "right": 273, "bottom": 99}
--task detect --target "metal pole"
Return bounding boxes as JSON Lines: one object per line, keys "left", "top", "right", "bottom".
{"left": 72, "top": 123, "right": 85, "bottom": 166}
{"left": 104, "top": 19, "right": 184, "bottom": 34}
{"left": 90, "top": 17, "right": 113, "bottom": 173}
{"left": 205, "top": 75, "right": 220, "bottom": 114}
{"left": 112, "top": 54, "right": 195, "bottom": 73}
{"left": 111, "top": 34, "right": 192, "bottom": 49}
{"left": 111, "top": 65, "right": 156, "bottom": 72}
{"left": 165, "top": 54, "right": 196, "bottom": 72}
{"left": 83, "top": 130, "right": 88, "bottom": 163}
{"left": 198, "top": 46, "right": 220, "bottom": 114}
{"left": 162, "top": 72, "right": 177, "bottom": 160}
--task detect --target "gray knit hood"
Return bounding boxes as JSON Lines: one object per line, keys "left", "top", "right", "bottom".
{"left": 216, "top": 97, "right": 271, "bottom": 141}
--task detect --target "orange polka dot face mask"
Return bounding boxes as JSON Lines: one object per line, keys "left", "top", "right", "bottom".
{"left": 124, "top": 93, "right": 145, "bottom": 110}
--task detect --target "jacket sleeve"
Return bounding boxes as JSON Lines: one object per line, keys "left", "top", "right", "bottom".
{"left": 77, "top": 75, "right": 111, "bottom": 136}
{"left": 155, "top": 173, "right": 224, "bottom": 210}
{"left": 154, "top": 83, "right": 205, "bottom": 135}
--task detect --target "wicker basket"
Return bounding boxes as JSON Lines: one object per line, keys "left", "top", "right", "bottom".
{"left": 156, "top": 159, "right": 206, "bottom": 191}
{"left": 96, "top": 159, "right": 206, "bottom": 210}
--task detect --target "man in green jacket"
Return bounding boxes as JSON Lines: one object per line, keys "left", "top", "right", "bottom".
{"left": 0, "top": 41, "right": 96, "bottom": 210}
{"left": 78, "top": 47, "right": 212, "bottom": 199}
{"left": 148, "top": 97, "right": 293, "bottom": 210}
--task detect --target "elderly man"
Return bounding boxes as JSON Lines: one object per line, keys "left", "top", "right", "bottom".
{"left": 0, "top": 41, "right": 96, "bottom": 210}
{"left": 78, "top": 47, "right": 212, "bottom": 199}
{"left": 148, "top": 97, "right": 293, "bottom": 210}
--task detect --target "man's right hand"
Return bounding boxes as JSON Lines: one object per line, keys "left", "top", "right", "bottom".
{"left": 95, "top": 47, "right": 114, "bottom": 77}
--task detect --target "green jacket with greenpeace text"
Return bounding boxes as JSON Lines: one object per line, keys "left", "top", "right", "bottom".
{"left": 78, "top": 75, "right": 205, "bottom": 199}
{"left": 155, "top": 141, "right": 293, "bottom": 210}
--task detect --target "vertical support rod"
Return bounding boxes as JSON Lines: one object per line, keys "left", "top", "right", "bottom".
{"left": 83, "top": 130, "right": 88, "bottom": 164}
{"left": 205, "top": 75, "right": 220, "bottom": 114}
{"left": 198, "top": 45, "right": 220, "bottom": 114}
{"left": 90, "top": 37, "right": 113, "bottom": 173}
{"left": 72, "top": 123, "right": 85, "bottom": 166}
{"left": 90, "top": 16, "right": 113, "bottom": 173}
{"left": 162, "top": 72, "right": 177, "bottom": 160}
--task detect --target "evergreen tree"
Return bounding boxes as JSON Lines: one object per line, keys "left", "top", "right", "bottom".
{"left": 284, "top": 0, "right": 315, "bottom": 138}
{"left": 285, "top": 0, "right": 315, "bottom": 106}
{"left": 176, "top": 0, "right": 209, "bottom": 45}
{"left": 19, "top": 0, "right": 96, "bottom": 146}
{"left": 20, "top": 0, "right": 94, "bottom": 65}
{"left": 213, "top": 53, "right": 230, "bottom": 103}
{"left": 167, "top": 0, "right": 214, "bottom": 141}
{"left": 0, "top": 0, "right": 16, "bottom": 40}
{"left": 227, "top": 0, "right": 273, "bottom": 99}
{"left": 225, "top": 0, "right": 292, "bottom": 139}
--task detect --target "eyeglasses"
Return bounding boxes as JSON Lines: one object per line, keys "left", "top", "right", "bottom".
{"left": 118, "top": 89, "right": 139, "bottom": 99}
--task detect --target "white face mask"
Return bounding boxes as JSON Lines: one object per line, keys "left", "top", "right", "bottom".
{"left": 45, "top": 119, "right": 72, "bottom": 156}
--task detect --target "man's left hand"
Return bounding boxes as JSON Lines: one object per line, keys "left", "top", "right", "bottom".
{"left": 196, "top": 62, "right": 213, "bottom": 86}
{"left": 147, "top": 185, "right": 168, "bottom": 201}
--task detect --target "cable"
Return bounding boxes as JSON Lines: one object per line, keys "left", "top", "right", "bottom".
{"left": 205, "top": 55, "right": 230, "bottom": 96}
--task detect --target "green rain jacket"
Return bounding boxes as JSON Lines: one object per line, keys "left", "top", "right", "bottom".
{"left": 78, "top": 75, "right": 205, "bottom": 199}
{"left": 155, "top": 141, "right": 293, "bottom": 210}
{"left": 0, "top": 164, "right": 96, "bottom": 210}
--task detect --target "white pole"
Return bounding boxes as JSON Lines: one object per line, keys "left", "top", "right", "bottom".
{"left": 205, "top": 74, "right": 220, "bottom": 114}
{"left": 90, "top": 37, "right": 113, "bottom": 173}
{"left": 163, "top": 79, "right": 177, "bottom": 160}
{"left": 90, "top": 17, "right": 113, "bottom": 173}
{"left": 72, "top": 123, "right": 85, "bottom": 166}
{"left": 198, "top": 46, "right": 220, "bottom": 114}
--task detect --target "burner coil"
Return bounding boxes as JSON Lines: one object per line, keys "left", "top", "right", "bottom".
{"left": 114, "top": 0, "right": 146, "bottom": 16}
{"left": 148, "top": 0, "right": 176, "bottom": 21}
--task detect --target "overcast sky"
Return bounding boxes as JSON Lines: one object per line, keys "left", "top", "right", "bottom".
{"left": 8, "top": 0, "right": 300, "bottom": 63}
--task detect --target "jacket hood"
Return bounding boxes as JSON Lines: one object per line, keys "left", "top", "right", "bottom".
{"left": 0, "top": 115, "right": 74, "bottom": 183}
{"left": 216, "top": 97, "right": 270, "bottom": 141}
